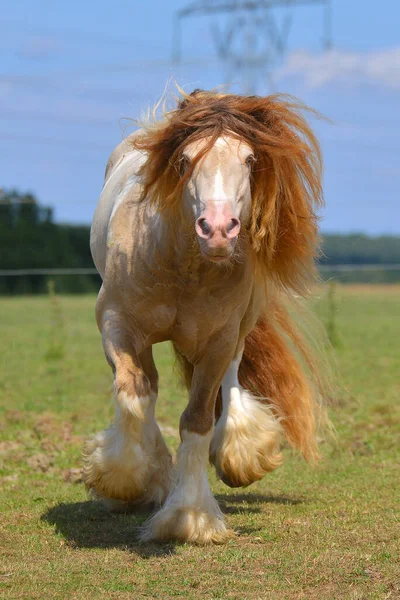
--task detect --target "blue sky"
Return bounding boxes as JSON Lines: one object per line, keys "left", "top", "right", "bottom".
{"left": 1, "top": 0, "right": 399, "bottom": 234}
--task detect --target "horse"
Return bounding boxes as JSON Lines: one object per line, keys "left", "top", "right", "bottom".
{"left": 84, "top": 89, "right": 327, "bottom": 544}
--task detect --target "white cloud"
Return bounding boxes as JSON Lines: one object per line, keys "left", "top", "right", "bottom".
{"left": 277, "top": 48, "right": 400, "bottom": 90}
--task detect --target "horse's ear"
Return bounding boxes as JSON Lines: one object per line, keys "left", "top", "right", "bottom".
{"left": 178, "top": 89, "right": 205, "bottom": 110}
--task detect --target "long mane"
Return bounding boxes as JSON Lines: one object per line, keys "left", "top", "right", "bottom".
{"left": 132, "top": 89, "right": 323, "bottom": 295}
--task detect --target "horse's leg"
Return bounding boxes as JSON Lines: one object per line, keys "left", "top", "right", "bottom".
{"left": 141, "top": 335, "right": 237, "bottom": 544}
{"left": 83, "top": 308, "right": 172, "bottom": 509}
{"left": 138, "top": 346, "right": 174, "bottom": 506}
{"left": 210, "top": 346, "right": 282, "bottom": 488}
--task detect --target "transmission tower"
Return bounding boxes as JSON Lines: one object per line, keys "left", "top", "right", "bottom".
{"left": 173, "top": 0, "right": 332, "bottom": 93}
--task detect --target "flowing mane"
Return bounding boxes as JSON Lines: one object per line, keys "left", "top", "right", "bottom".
{"left": 133, "top": 89, "right": 324, "bottom": 294}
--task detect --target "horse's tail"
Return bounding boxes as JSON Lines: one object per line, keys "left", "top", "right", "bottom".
{"left": 239, "top": 299, "right": 330, "bottom": 462}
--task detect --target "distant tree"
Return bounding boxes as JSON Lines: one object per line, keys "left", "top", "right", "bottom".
{"left": 321, "top": 234, "right": 400, "bottom": 265}
{"left": 0, "top": 189, "right": 99, "bottom": 294}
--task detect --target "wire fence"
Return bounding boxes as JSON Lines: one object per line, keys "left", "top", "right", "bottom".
{"left": 0, "top": 268, "right": 98, "bottom": 276}
{"left": 319, "top": 264, "right": 400, "bottom": 272}
{"left": 1, "top": 265, "right": 400, "bottom": 277}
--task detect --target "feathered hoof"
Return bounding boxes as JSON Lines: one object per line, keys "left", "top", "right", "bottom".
{"left": 83, "top": 433, "right": 148, "bottom": 504}
{"left": 212, "top": 443, "right": 283, "bottom": 488}
{"left": 210, "top": 390, "right": 283, "bottom": 488}
{"left": 88, "top": 471, "right": 172, "bottom": 512}
{"left": 83, "top": 428, "right": 172, "bottom": 507}
{"left": 140, "top": 505, "right": 234, "bottom": 545}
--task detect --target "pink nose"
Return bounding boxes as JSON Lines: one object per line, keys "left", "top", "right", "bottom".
{"left": 195, "top": 216, "right": 241, "bottom": 241}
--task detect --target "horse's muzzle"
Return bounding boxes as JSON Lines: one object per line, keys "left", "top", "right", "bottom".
{"left": 195, "top": 209, "right": 240, "bottom": 262}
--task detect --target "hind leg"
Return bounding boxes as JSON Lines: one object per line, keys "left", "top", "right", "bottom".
{"left": 83, "top": 307, "right": 172, "bottom": 508}
{"left": 210, "top": 347, "right": 282, "bottom": 488}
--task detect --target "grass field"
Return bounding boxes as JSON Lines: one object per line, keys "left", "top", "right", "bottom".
{"left": 0, "top": 286, "right": 399, "bottom": 599}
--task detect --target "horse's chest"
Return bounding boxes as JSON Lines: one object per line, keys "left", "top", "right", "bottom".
{"left": 136, "top": 285, "right": 231, "bottom": 327}
{"left": 131, "top": 279, "right": 247, "bottom": 353}
{"left": 166, "top": 284, "right": 248, "bottom": 348}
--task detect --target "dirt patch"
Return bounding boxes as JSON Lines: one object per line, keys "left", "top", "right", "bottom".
{"left": 0, "top": 473, "right": 19, "bottom": 486}
{"left": 40, "top": 439, "right": 60, "bottom": 453}
{"left": 61, "top": 422, "right": 74, "bottom": 442}
{"left": 63, "top": 468, "right": 83, "bottom": 484}
{"left": 27, "top": 453, "right": 52, "bottom": 473}
{"left": 32, "top": 415, "right": 80, "bottom": 447}
{"left": 4, "top": 410, "right": 24, "bottom": 423}
{"left": 0, "top": 441, "right": 21, "bottom": 454}
{"left": 33, "top": 415, "right": 57, "bottom": 438}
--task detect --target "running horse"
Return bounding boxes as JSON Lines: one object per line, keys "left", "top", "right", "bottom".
{"left": 84, "top": 89, "right": 326, "bottom": 544}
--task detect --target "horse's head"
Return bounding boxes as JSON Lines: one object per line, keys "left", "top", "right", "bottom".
{"left": 134, "top": 89, "right": 323, "bottom": 291}
{"left": 181, "top": 136, "right": 254, "bottom": 263}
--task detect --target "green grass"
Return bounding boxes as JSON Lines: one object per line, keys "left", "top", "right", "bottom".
{"left": 0, "top": 287, "right": 399, "bottom": 599}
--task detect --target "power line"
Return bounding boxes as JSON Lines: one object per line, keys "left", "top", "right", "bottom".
{"left": 178, "top": 0, "right": 328, "bottom": 16}
{"left": 3, "top": 3, "right": 333, "bottom": 97}
{"left": 2, "top": 129, "right": 399, "bottom": 159}
{"left": 0, "top": 132, "right": 113, "bottom": 151}
{"left": 0, "top": 148, "right": 107, "bottom": 168}
{"left": 0, "top": 74, "right": 156, "bottom": 102}
{"left": 0, "top": 20, "right": 159, "bottom": 48}
{"left": 2, "top": 110, "right": 399, "bottom": 158}
{"left": 0, "top": 109, "right": 117, "bottom": 128}
{"left": 0, "top": 55, "right": 222, "bottom": 85}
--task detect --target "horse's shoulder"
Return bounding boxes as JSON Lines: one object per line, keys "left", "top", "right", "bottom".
{"left": 92, "top": 131, "right": 145, "bottom": 278}
{"left": 104, "top": 130, "right": 145, "bottom": 182}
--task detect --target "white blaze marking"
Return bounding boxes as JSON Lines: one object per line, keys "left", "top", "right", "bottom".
{"left": 213, "top": 167, "right": 227, "bottom": 201}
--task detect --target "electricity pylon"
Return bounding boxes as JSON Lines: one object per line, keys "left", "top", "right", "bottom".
{"left": 173, "top": 0, "right": 332, "bottom": 93}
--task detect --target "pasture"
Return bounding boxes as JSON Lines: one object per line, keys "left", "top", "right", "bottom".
{"left": 0, "top": 286, "right": 399, "bottom": 599}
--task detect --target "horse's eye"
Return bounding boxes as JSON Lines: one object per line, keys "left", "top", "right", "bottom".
{"left": 179, "top": 155, "right": 191, "bottom": 177}
{"left": 245, "top": 154, "right": 255, "bottom": 169}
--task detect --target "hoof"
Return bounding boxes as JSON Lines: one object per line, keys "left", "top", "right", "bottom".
{"left": 213, "top": 448, "right": 282, "bottom": 488}
{"left": 219, "top": 474, "right": 245, "bottom": 489}
{"left": 140, "top": 505, "right": 234, "bottom": 545}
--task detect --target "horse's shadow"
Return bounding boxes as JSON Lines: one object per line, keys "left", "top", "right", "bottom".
{"left": 41, "top": 492, "right": 303, "bottom": 554}
{"left": 216, "top": 492, "right": 302, "bottom": 514}
{"left": 41, "top": 501, "right": 176, "bottom": 558}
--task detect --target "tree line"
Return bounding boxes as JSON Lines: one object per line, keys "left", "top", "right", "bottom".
{"left": 0, "top": 190, "right": 99, "bottom": 294}
{"left": 1, "top": 189, "right": 399, "bottom": 294}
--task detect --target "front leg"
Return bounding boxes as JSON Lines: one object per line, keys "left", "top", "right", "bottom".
{"left": 83, "top": 307, "right": 172, "bottom": 509}
{"left": 210, "top": 346, "right": 282, "bottom": 488}
{"left": 141, "top": 332, "right": 238, "bottom": 544}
